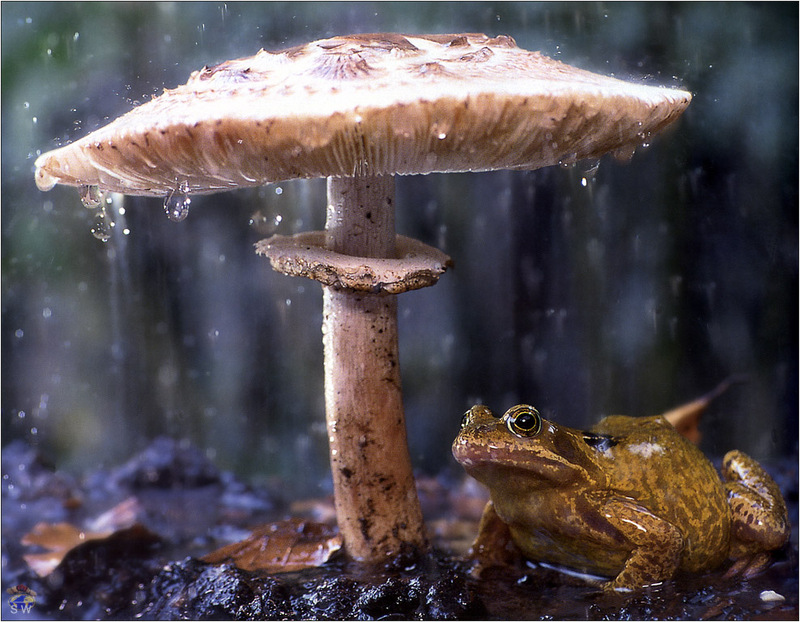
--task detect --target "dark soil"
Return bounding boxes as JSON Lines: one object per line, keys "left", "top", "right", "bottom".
{"left": 2, "top": 438, "right": 797, "bottom": 620}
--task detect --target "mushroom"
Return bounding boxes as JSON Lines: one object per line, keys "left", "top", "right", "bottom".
{"left": 34, "top": 33, "right": 691, "bottom": 562}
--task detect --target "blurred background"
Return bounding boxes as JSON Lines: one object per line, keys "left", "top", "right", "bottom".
{"left": 2, "top": 2, "right": 797, "bottom": 497}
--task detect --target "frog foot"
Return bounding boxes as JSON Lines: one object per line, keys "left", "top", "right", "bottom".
{"left": 722, "top": 551, "right": 774, "bottom": 580}
{"left": 722, "top": 450, "right": 790, "bottom": 558}
{"left": 602, "top": 497, "right": 684, "bottom": 591}
{"left": 463, "top": 500, "right": 524, "bottom": 577}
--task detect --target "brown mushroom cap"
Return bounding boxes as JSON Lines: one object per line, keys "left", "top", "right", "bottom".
{"left": 35, "top": 33, "right": 691, "bottom": 196}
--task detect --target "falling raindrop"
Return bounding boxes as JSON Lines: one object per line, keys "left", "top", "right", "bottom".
{"left": 91, "top": 207, "right": 114, "bottom": 242}
{"left": 249, "top": 209, "right": 283, "bottom": 235}
{"left": 79, "top": 184, "right": 103, "bottom": 209}
{"left": 164, "top": 184, "right": 191, "bottom": 222}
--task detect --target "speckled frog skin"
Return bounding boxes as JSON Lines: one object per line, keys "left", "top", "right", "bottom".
{"left": 452, "top": 403, "right": 789, "bottom": 591}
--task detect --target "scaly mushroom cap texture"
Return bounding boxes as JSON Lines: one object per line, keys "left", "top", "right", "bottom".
{"left": 35, "top": 33, "right": 691, "bottom": 197}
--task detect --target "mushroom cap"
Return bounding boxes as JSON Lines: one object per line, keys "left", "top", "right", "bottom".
{"left": 35, "top": 33, "right": 691, "bottom": 196}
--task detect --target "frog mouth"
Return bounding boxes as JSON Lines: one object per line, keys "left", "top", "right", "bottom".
{"left": 453, "top": 444, "right": 580, "bottom": 486}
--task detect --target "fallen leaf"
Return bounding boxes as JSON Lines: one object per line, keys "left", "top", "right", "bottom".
{"left": 86, "top": 496, "right": 142, "bottom": 532}
{"left": 22, "top": 522, "right": 112, "bottom": 577}
{"left": 202, "top": 518, "right": 342, "bottom": 573}
{"left": 21, "top": 496, "right": 143, "bottom": 577}
{"left": 24, "top": 524, "right": 161, "bottom": 578}
{"left": 661, "top": 376, "right": 745, "bottom": 444}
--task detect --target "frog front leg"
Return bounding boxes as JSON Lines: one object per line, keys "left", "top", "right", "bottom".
{"left": 464, "top": 500, "right": 524, "bottom": 575}
{"left": 722, "top": 450, "right": 789, "bottom": 577}
{"left": 601, "top": 497, "right": 684, "bottom": 591}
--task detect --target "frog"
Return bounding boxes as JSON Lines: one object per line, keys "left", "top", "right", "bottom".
{"left": 451, "top": 390, "right": 790, "bottom": 591}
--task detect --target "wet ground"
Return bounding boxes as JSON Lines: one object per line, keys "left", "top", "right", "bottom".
{"left": 2, "top": 437, "right": 797, "bottom": 620}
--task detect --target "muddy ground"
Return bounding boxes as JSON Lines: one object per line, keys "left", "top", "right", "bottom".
{"left": 2, "top": 437, "right": 797, "bottom": 620}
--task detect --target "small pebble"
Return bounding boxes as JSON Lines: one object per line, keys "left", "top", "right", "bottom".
{"left": 759, "top": 590, "right": 785, "bottom": 603}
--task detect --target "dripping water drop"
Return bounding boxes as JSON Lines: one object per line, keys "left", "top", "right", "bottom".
{"left": 79, "top": 184, "right": 103, "bottom": 209}
{"left": 91, "top": 207, "right": 114, "bottom": 242}
{"left": 249, "top": 210, "right": 283, "bottom": 235}
{"left": 164, "top": 185, "right": 191, "bottom": 222}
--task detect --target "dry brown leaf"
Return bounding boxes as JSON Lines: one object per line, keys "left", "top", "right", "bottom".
{"left": 202, "top": 518, "right": 342, "bottom": 573}
{"left": 22, "top": 522, "right": 112, "bottom": 577}
{"left": 86, "top": 496, "right": 142, "bottom": 532}
{"left": 21, "top": 496, "right": 142, "bottom": 577}
{"left": 662, "top": 377, "right": 744, "bottom": 445}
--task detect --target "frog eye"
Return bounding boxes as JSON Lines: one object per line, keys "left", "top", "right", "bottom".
{"left": 505, "top": 405, "right": 542, "bottom": 437}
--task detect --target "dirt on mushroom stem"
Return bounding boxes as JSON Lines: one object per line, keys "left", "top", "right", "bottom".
{"left": 322, "top": 174, "right": 428, "bottom": 561}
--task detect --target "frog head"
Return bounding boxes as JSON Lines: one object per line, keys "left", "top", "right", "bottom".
{"left": 452, "top": 404, "right": 610, "bottom": 492}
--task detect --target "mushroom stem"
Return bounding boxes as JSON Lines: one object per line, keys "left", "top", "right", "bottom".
{"left": 322, "top": 174, "right": 428, "bottom": 560}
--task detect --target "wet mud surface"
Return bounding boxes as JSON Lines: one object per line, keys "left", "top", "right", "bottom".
{"left": 2, "top": 437, "right": 797, "bottom": 620}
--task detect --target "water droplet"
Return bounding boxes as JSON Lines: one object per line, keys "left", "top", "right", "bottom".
{"left": 164, "top": 185, "right": 191, "bottom": 222}
{"left": 249, "top": 210, "right": 283, "bottom": 235}
{"left": 91, "top": 207, "right": 113, "bottom": 242}
{"left": 79, "top": 184, "right": 103, "bottom": 209}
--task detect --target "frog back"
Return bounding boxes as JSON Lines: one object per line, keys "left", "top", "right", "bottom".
{"left": 592, "top": 415, "right": 731, "bottom": 572}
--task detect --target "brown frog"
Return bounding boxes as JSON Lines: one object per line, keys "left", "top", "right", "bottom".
{"left": 452, "top": 390, "right": 790, "bottom": 591}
